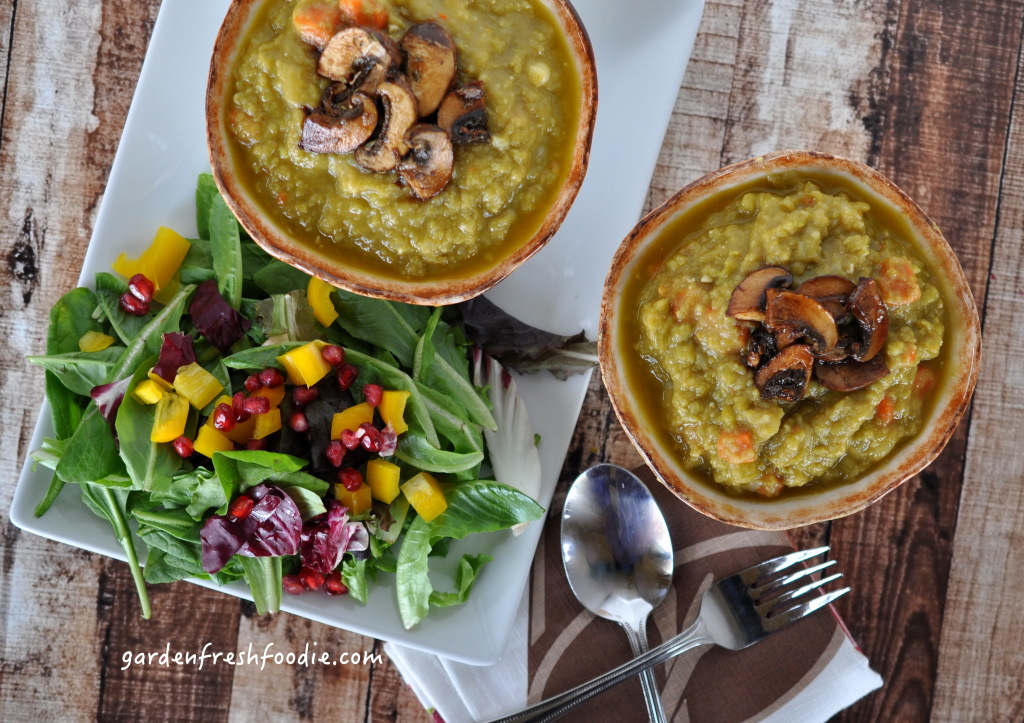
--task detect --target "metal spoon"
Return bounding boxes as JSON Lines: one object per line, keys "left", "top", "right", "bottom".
{"left": 561, "top": 464, "right": 673, "bottom": 722}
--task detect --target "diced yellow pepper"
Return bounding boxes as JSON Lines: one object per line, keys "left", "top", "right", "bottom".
{"left": 331, "top": 402, "right": 374, "bottom": 439}
{"left": 78, "top": 330, "right": 115, "bottom": 353}
{"left": 276, "top": 340, "right": 333, "bottom": 387}
{"left": 366, "top": 458, "right": 401, "bottom": 503}
{"left": 205, "top": 395, "right": 255, "bottom": 444}
{"left": 251, "top": 384, "right": 286, "bottom": 409}
{"left": 148, "top": 369, "right": 174, "bottom": 391}
{"left": 112, "top": 226, "right": 191, "bottom": 294}
{"left": 334, "top": 481, "right": 373, "bottom": 515}
{"left": 401, "top": 471, "right": 447, "bottom": 522}
{"left": 132, "top": 379, "right": 166, "bottom": 405}
{"left": 379, "top": 390, "right": 410, "bottom": 434}
{"left": 307, "top": 277, "right": 339, "bottom": 327}
{"left": 150, "top": 392, "right": 189, "bottom": 443}
{"left": 252, "top": 408, "right": 282, "bottom": 439}
{"left": 172, "top": 362, "right": 224, "bottom": 409}
{"left": 194, "top": 425, "right": 234, "bottom": 457}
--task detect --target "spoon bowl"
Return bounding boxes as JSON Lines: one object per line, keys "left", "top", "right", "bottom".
{"left": 561, "top": 464, "right": 673, "bottom": 721}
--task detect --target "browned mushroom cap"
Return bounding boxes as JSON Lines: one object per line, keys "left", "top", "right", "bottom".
{"left": 755, "top": 343, "right": 815, "bottom": 402}
{"left": 400, "top": 22, "right": 457, "bottom": 117}
{"left": 437, "top": 81, "right": 490, "bottom": 145}
{"left": 354, "top": 80, "right": 418, "bottom": 172}
{"left": 816, "top": 321, "right": 859, "bottom": 363}
{"left": 318, "top": 27, "right": 400, "bottom": 93}
{"left": 848, "top": 277, "right": 889, "bottom": 362}
{"left": 299, "top": 89, "right": 379, "bottom": 154}
{"left": 744, "top": 325, "right": 777, "bottom": 369}
{"left": 763, "top": 289, "right": 839, "bottom": 355}
{"left": 795, "top": 275, "right": 856, "bottom": 322}
{"left": 397, "top": 124, "right": 454, "bottom": 199}
{"left": 726, "top": 267, "right": 793, "bottom": 322}
{"left": 814, "top": 355, "right": 890, "bottom": 392}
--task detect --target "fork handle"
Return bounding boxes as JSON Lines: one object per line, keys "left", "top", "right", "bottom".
{"left": 489, "top": 619, "right": 713, "bottom": 723}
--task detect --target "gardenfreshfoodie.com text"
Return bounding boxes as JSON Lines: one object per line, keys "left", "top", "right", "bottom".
{"left": 119, "top": 642, "right": 382, "bottom": 671}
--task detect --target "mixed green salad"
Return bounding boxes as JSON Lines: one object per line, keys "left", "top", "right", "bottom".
{"left": 27, "top": 174, "right": 587, "bottom": 629}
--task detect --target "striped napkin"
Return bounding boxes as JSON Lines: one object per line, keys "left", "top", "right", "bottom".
{"left": 386, "top": 467, "right": 882, "bottom": 722}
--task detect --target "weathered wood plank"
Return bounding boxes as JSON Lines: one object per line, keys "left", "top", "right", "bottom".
{"left": 932, "top": 24, "right": 1024, "bottom": 721}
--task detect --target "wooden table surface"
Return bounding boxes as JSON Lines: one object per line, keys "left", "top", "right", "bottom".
{"left": 2, "top": 0, "right": 1022, "bottom": 721}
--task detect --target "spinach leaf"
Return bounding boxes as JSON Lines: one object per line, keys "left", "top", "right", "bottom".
{"left": 79, "top": 483, "right": 151, "bottom": 619}
{"left": 395, "top": 432, "right": 484, "bottom": 474}
{"left": 395, "top": 481, "right": 543, "bottom": 628}
{"left": 55, "top": 406, "right": 127, "bottom": 485}
{"left": 115, "top": 360, "right": 186, "bottom": 492}
{"left": 252, "top": 259, "right": 312, "bottom": 296}
{"left": 333, "top": 290, "right": 430, "bottom": 368}
{"left": 143, "top": 547, "right": 203, "bottom": 584}
{"left": 345, "top": 349, "right": 439, "bottom": 447}
{"left": 222, "top": 342, "right": 301, "bottom": 371}
{"left": 28, "top": 347, "right": 126, "bottom": 397}
{"left": 107, "top": 283, "right": 195, "bottom": 382}
{"left": 95, "top": 272, "right": 152, "bottom": 346}
{"left": 211, "top": 450, "right": 328, "bottom": 508}
{"left": 414, "top": 310, "right": 496, "bottom": 431}
{"left": 195, "top": 173, "right": 219, "bottom": 239}
{"left": 209, "top": 193, "right": 243, "bottom": 310}
{"left": 178, "top": 237, "right": 216, "bottom": 286}
{"left": 151, "top": 466, "right": 227, "bottom": 520}
{"left": 42, "top": 286, "right": 100, "bottom": 448}
{"left": 429, "top": 554, "right": 491, "bottom": 608}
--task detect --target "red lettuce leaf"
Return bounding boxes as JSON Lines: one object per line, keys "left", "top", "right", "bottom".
{"left": 200, "top": 484, "right": 302, "bottom": 573}
{"left": 90, "top": 376, "right": 132, "bottom": 430}
{"left": 189, "top": 279, "right": 251, "bottom": 353}
{"left": 151, "top": 331, "right": 197, "bottom": 382}
{"left": 299, "top": 500, "right": 368, "bottom": 575}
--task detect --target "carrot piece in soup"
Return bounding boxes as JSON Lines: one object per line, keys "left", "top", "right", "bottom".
{"left": 716, "top": 429, "right": 756, "bottom": 464}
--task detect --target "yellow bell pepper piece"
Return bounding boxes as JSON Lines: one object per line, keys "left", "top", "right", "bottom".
{"left": 148, "top": 369, "right": 174, "bottom": 391}
{"left": 334, "top": 481, "right": 373, "bottom": 516}
{"left": 331, "top": 402, "right": 374, "bottom": 439}
{"left": 307, "top": 277, "right": 339, "bottom": 327}
{"left": 78, "top": 330, "right": 115, "bottom": 353}
{"left": 251, "top": 384, "right": 286, "bottom": 409}
{"left": 112, "top": 226, "right": 191, "bottom": 295}
{"left": 131, "top": 379, "right": 166, "bottom": 406}
{"left": 276, "top": 340, "right": 333, "bottom": 387}
{"left": 205, "top": 395, "right": 255, "bottom": 444}
{"left": 252, "top": 408, "right": 282, "bottom": 439}
{"left": 366, "top": 458, "right": 401, "bottom": 503}
{"left": 379, "top": 390, "right": 410, "bottom": 434}
{"left": 401, "top": 471, "right": 447, "bottom": 522}
{"left": 194, "top": 426, "right": 234, "bottom": 457}
{"left": 150, "top": 392, "right": 189, "bottom": 443}
{"left": 172, "top": 362, "right": 224, "bottom": 409}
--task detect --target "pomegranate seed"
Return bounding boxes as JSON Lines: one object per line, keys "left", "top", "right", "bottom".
{"left": 338, "top": 467, "right": 363, "bottom": 492}
{"left": 325, "top": 439, "right": 346, "bottom": 467}
{"left": 289, "top": 410, "right": 310, "bottom": 432}
{"left": 336, "top": 363, "right": 358, "bottom": 391}
{"left": 213, "top": 403, "right": 236, "bottom": 431}
{"left": 171, "top": 436, "right": 193, "bottom": 458}
{"left": 259, "top": 368, "right": 285, "bottom": 388}
{"left": 379, "top": 425, "right": 398, "bottom": 456}
{"left": 283, "top": 574, "right": 306, "bottom": 595}
{"left": 299, "top": 567, "right": 325, "bottom": 591}
{"left": 321, "top": 344, "right": 346, "bottom": 367}
{"left": 229, "top": 495, "right": 254, "bottom": 520}
{"left": 293, "top": 386, "right": 320, "bottom": 406}
{"left": 245, "top": 437, "right": 268, "bottom": 450}
{"left": 340, "top": 428, "right": 360, "bottom": 450}
{"left": 127, "top": 273, "right": 155, "bottom": 303}
{"left": 232, "top": 392, "right": 250, "bottom": 422}
{"left": 243, "top": 396, "right": 270, "bottom": 415}
{"left": 244, "top": 374, "right": 263, "bottom": 392}
{"left": 119, "top": 292, "right": 150, "bottom": 316}
{"left": 324, "top": 571, "right": 348, "bottom": 596}
{"left": 363, "top": 384, "right": 383, "bottom": 407}
{"left": 358, "top": 422, "right": 382, "bottom": 453}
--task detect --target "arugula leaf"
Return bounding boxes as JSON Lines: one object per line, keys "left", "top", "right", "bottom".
{"left": 209, "top": 193, "right": 243, "bottom": 310}
{"left": 333, "top": 289, "right": 430, "bottom": 368}
{"left": 28, "top": 347, "right": 126, "bottom": 397}
{"left": 395, "top": 481, "right": 544, "bottom": 628}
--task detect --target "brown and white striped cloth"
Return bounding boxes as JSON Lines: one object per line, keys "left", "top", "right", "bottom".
{"left": 386, "top": 467, "right": 882, "bottom": 722}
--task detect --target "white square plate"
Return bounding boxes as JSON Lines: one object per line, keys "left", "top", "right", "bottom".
{"left": 10, "top": 0, "right": 703, "bottom": 664}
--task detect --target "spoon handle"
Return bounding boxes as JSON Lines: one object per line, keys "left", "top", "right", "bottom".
{"left": 622, "top": 619, "right": 668, "bottom": 723}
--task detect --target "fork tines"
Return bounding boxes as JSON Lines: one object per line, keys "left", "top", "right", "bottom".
{"left": 738, "top": 546, "right": 851, "bottom": 631}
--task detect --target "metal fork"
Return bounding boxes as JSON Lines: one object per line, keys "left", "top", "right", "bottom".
{"left": 492, "top": 546, "right": 849, "bottom": 723}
